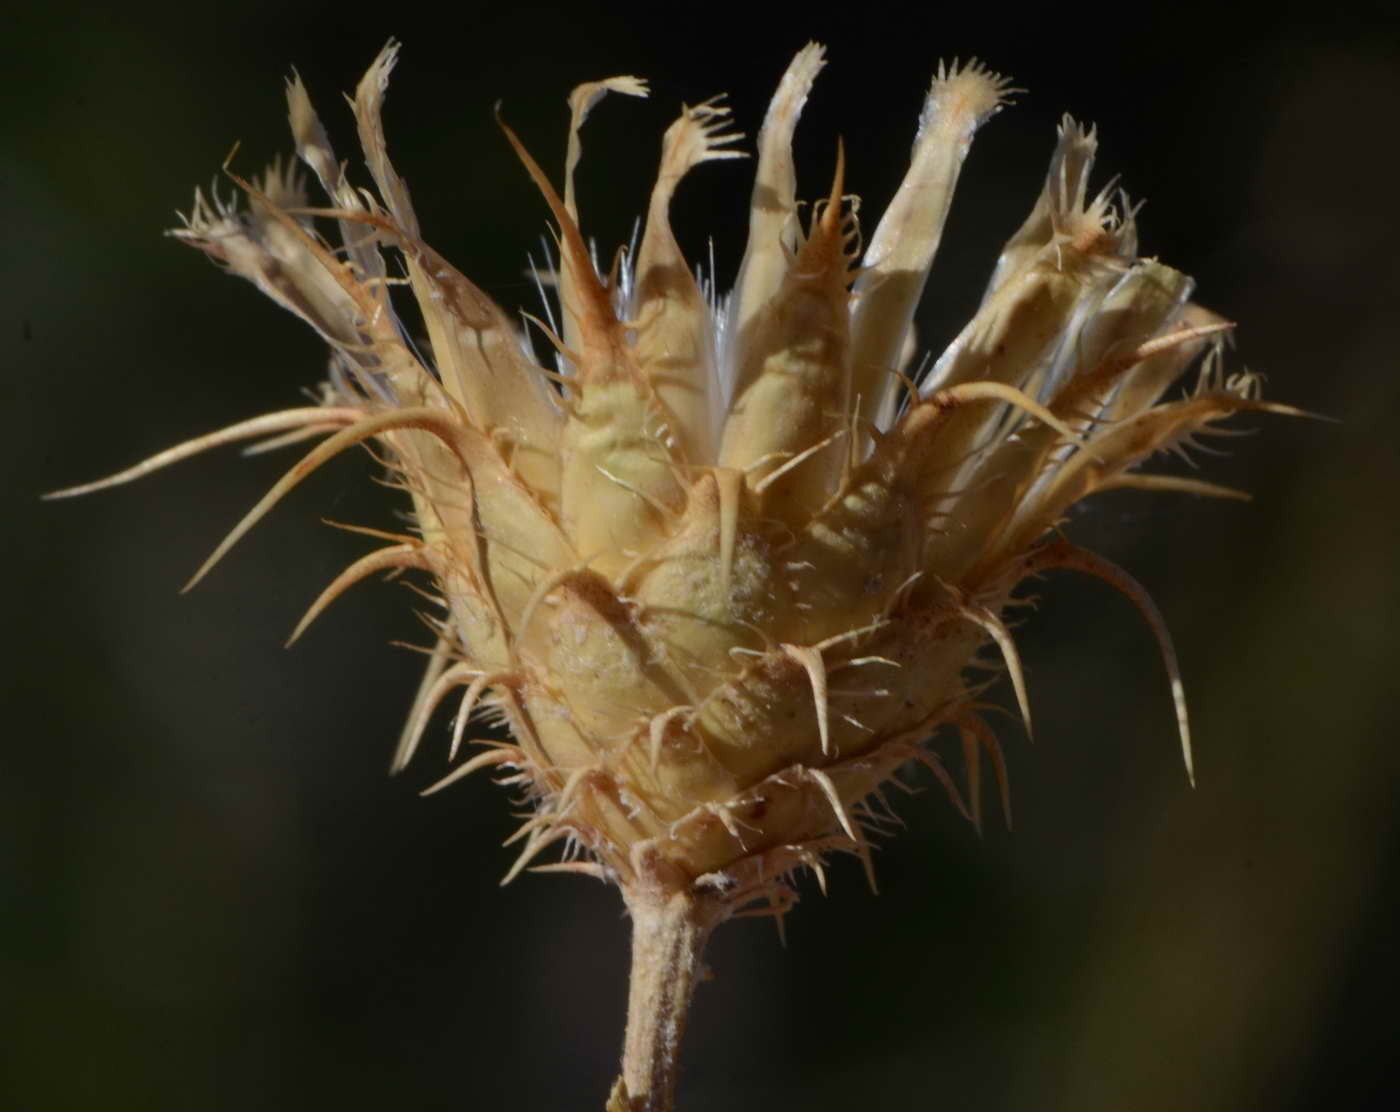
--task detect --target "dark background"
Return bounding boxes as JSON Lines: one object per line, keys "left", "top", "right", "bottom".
{"left": 5, "top": 2, "right": 1399, "bottom": 1108}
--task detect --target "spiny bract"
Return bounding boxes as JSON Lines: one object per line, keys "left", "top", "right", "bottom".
{"left": 55, "top": 41, "right": 1288, "bottom": 915}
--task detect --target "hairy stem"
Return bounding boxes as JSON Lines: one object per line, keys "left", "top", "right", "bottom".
{"left": 609, "top": 881, "right": 721, "bottom": 1111}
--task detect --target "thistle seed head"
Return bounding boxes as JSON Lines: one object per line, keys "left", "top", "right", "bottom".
{"left": 52, "top": 41, "right": 1293, "bottom": 914}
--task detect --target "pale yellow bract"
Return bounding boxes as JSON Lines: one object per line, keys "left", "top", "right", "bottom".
{"left": 50, "top": 40, "right": 1296, "bottom": 1110}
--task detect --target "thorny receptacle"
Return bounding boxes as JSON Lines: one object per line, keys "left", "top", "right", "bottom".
{"left": 48, "top": 41, "right": 1298, "bottom": 1111}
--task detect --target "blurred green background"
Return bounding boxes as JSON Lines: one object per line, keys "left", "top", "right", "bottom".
{"left": 5, "top": 2, "right": 1398, "bottom": 1108}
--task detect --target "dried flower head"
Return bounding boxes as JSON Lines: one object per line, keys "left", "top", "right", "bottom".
{"left": 49, "top": 41, "right": 1297, "bottom": 1109}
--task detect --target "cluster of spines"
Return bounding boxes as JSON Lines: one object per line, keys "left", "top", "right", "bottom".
{"left": 43, "top": 43, "right": 1307, "bottom": 925}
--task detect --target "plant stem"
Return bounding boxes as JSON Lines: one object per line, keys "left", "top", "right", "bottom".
{"left": 610, "top": 881, "right": 720, "bottom": 1111}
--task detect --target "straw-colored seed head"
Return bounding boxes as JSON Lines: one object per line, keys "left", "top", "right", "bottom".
{"left": 52, "top": 41, "right": 1294, "bottom": 913}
